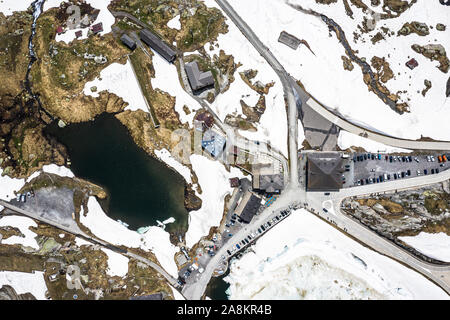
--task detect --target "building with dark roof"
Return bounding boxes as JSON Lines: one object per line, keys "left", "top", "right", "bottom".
{"left": 140, "top": 29, "right": 176, "bottom": 63}
{"left": 306, "top": 153, "right": 343, "bottom": 191}
{"left": 129, "top": 293, "right": 163, "bottom": 300}
{"left": 75, "top": 30, "right": 82, "bottom": 38}
{"left": 406, "top": 58, "right": 419, "bottom": 70}
{"left": 185, "top": 61, "right": 215, "bottom": 92}
{"left": 56, "top": 26, "right": 63, "bottom": 35}
{"left": 194, "top": 111, "right": 214, "bottom": 132}
{"left": 229, "top": 177, "right": 240, "bottom": 188}
{"left": 120, "top": 34, "right": 136, "bottom": 50}
{"left": 201, "top": 130, "right": 226, "bottom": 158}
{"left": 252, "top": 163, "right": 284, "bottom": 194}
{"left": 90, "top": 22, "right": 103, "bottom": 34}
{"left": 235, "top": 190, "right": 261, "bottom": 223}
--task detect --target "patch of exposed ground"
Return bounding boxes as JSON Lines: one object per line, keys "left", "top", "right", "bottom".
{"left": 370, "top": 56, "right": 394, "bottom": 83}
{"left": 342, "top": 180, "right": 450, "bottom": 263}
{"left": 397, "top": 21, "right": 429, "bottom": 37}
{"left": 411, "top": 44, "right": 449, "bottom": 73}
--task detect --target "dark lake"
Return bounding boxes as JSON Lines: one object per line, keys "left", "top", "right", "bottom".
{"left": 205, "top": 269, "right": 230, "bottom": 300}
{"left": 45, "top": 113, "right": 188, "bottom": 234}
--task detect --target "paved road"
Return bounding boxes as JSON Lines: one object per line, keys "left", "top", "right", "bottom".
{"left": 214, "top": 0, "right": 299, "bottom": 188}
{"left": 306, "top": 97, "right": 450, "bottom": 151}
{"left": 0, "top": 200, "right": 182, "bottom": 293}
{"left": 180, "top": 0, "right": 450, "bottom": 300}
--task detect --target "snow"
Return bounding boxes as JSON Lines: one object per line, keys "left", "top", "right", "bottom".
{"left": 202, "top": 0, "right": 288, "bottom": 157}
{"left": 79, "top": 197, "right": 179, "bottom": 278}
{"left": 101, "top": 248, "right": 129, "bottom": 277}
{"left": 0, "top": 216, "right": 39, "bottom": 250}
{"left": 0, "top": 168, "right": 26, "bottom": 202}
{"left": 338, "top": 130, "right": 411, "bottom": 153}
{"left": 0, "top": 271, "right": 47, "bottom": 300}
{"left": 154, "top": 149, "right": 192, "bottom": 184}
{"left": 224, "top": 209, "right": 449, "bottom": 300}
{"left": 167, "top": 15, "right": 181, "bottom": 30}
{"left": 0, "top": 0, "right": 34, "bottom": 16}
{"left": 83, "top": 60, "right": 149, "bottom": 112}
{"left": 51, "top": 0, "right": 115, "bottom": 44}
{"left": 185, "top": 155, "right": 244, "bottom": 248}
{"left": 216, "top": 0, "right": 450, "bottom": 142}
{"left": 150, "top": 49, "right": 201, "bottom": 126}
{"left": 171, "top": 285, "right": 185, "bottom": 300}
{"left": 41, "top": 164, "right": 75, "bottom": 178}
{"left": 399, "top": 232, "right": 450, "bottom": 263}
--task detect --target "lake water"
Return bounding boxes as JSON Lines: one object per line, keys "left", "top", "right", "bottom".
{"left": 45, "top": 113, "right": 188, "bottom": 235}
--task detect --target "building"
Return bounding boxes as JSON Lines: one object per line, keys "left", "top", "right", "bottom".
{"left": 75, "top": 30, "right": 82, "bottom": 38}
{"left": 201, "top": 130, "right": 226, "bottom": 158}
{"left": 185, "top": 61, "right": 215, "bottom": 92}
{"left": 140, "top": 29, "right": 176, "bottom": 62}
{"left": 235, "top": 190, "right": 261, "bottom": 223}
{"left": 130, "top": 293, "right": 163, "bottom": 300}
{"left": 306, "top": 153, "right": 343, "bottom": 191}
{"left": 56, "top": 26, "right": 63, "bottom": 35}
{"left": 252, "top": 163, "right": 284, "bottom": 194}
{"left": 406, "top": 58, "right": 419, "bottom": 70}
{"left": 120, "top": 34, "right": 136, "bottom": 50}
{"left": 90, "top": 22, "right": 103, "bottom": 34}
{"left": 229, "top": 177, "right": 240, "bottom": 188}
{"left": 194, "top": 111, "right": 214, "bottom": 131}
{"left": 278, "top": 31, "right": 301, "bottom": 50}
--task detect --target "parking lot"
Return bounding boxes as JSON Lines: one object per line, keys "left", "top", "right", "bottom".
{"left": 343, "top": 153, "right": 450, "bottom": 187}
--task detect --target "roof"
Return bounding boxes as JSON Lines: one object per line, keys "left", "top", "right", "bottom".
{"left": 56, "top": 26, "right": 63, "bottom": 34}
{"left": 194, "top": 111, "right": 214, "bottom": 128}
{"left": 201, "top": 130, "right": 226, "bottom": 158}
{"left": 307, "top": 153, "right": 343, "bottom": 191}
{"left": 75, "top": 30, "right": 82, "bottom": 38}
{"left": 185, "top": 61, "right": 215, "bottom": 91}
{"left": 258, "top": 174, "right": 284, "bottom": 193}
{"left": 120, "top": 34, "right": 136, "bottom": 50}
{"left": 235, "top": 191, "right": 261, "bottom": 223}
{"left": 229, "top": 177, "right": 240, "bottom": 188}
{"left": 140, "top": 29, "right": 176, "bottom": 62}
{"left": 91, "top": 22, "right": 103, "bottom": 33}
{"left": 129, "top": 293, "right": 163, "bottom": 300}
{"left": 406, "top": 58, "right": 418, "bottom": 69}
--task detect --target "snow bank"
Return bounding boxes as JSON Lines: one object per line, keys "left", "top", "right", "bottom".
{"left": 0, "top": 271, "right": 47, "bottom": 300}
{"left": 0, "top": 168, "right": 25, "bottom": 202}
{"left": 41, "top": 164, "right": 74, "bottom": 178}
{"left": 83, "top": 60, "right": 148, "bottom": 112}
{"left": 338, "top": 131, "right": 411, "bottom": 153}
{"left": 101, "top": 248, "right": 129, "bottom": 277}
{"left": 399, "top": 232, "right": 450, "bottom": 262}
{"left": 185, "top": 155, "right": 244, "bottom": 248}
{"left": 0, "top": 216, "right": 39, "bottom": 250}
{"left": 167, "top": 15, "right": 181, "bottom": 30}
{"left": 220, "top": 0, "right": 450, "bottom": 142}
{"left": 154, "top": 148, "right": 192, "bottom": 184}
{"left": 0, "top": 0, "right": 34, "bottom": 16}
{"left": 51, "top": 0, "right": 115, "bottom": 43}
{"left": 80, "top": 197, "right": 179, "bottom": 278}
{"left": 150, "top": 49, "right": 201, "bottom": 126}
{"left": 224, "top": 209, "right": 448, "bottom": 300}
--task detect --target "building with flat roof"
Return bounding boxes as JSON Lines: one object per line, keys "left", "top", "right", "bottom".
{"left": 278, "top": 31, "right": 301, "bottom": 50}
{"left": 201, "top": 130, "right": 226, "bottom": 158}
{"left": 306, "top": 153, "right": 343, "bottom": 191}
{"left": 185, "top": 61, "right": 215, "bottom": 92}
{"left": 120, "top": 34, "right": 136, "bottom": 50}
{"left": 235, "top": 190, "right": 261, "bottom": 223}
{"left": 140, "top": 29, "right": 176, "bottom": 62}
{"left": 90, "top": 22, "right": 103, "bottom": 34}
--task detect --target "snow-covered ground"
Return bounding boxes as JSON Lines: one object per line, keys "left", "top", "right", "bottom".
{"left": 79, "top": 197, "right": 179, "bottom": 278}
{"left": 83, "top": 60, "right": 149, "bottom": 112}
{"left": 101, "top": 248, "right": 129, "bottom": 277}
{"left": 0, "top": 216, "right": 39, "bottom": 250}
{"left": 45, "top": 0, "right": 115, "bottom": 44}
{"left": 167, "top": 15, "right": 181, "bottom": 30}
{"left": 0, "top": 0, "right": 34, "bottom": 16}
{"left": 399, "top": 232, "right": 450, "bottom": 263}
{"left": 338, "top": 130, "right": 411, "bottom": 153}
{"left": 185, "top": 155, "right": 244, "bottom": 248}
{"left": 154, "top": 148, "right": 192, "bottom": 184}
{"left": 202, "top": 0, "right": 288, "bottom": 157}
{"left": 0, "top": 271, "right": 47, "bottom": 300}
{"left": 215, "top": 0, "right": 450, "bottom": 142}
{"left": 150, "top": 49, "right": 201, "bottom": 126}
{"left": 224, "top": 209, "right": 449, "bottom": 300}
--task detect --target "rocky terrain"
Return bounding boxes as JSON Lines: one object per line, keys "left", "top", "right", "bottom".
{"left": 342, "top": 180, "right": 450, "bottom": 263}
